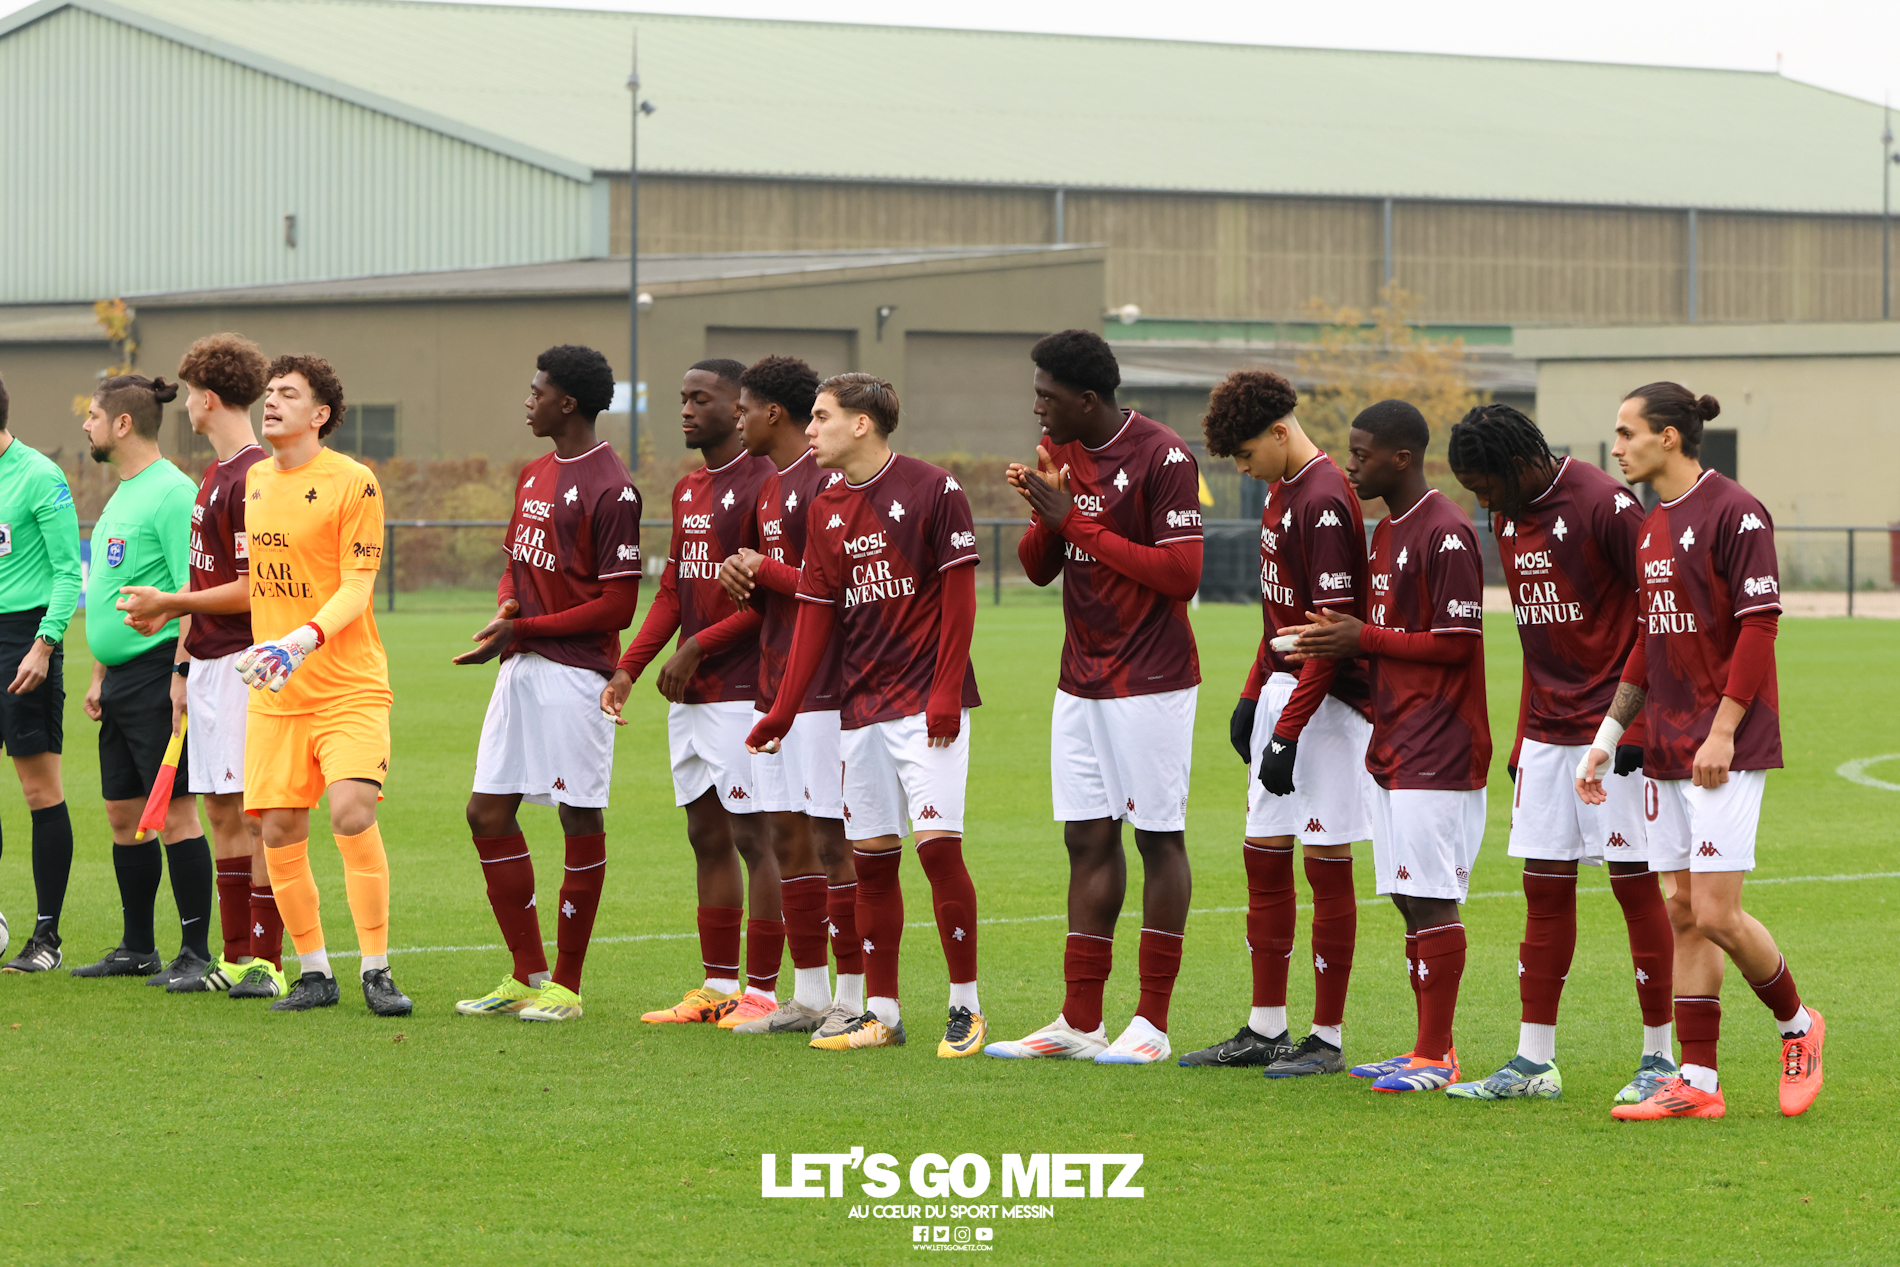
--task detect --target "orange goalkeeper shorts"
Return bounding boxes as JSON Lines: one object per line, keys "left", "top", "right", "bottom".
{"left": 244, "top": 701, "right": 390, "bottom": 813}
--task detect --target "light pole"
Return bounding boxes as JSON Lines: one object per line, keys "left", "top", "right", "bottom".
{"left": 627, "top": 40, "right": 655, "bottom": 463}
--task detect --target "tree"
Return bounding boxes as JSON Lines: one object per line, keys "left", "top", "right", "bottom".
{"left": 70, "top": 298, "right": 137, "bottom": 418}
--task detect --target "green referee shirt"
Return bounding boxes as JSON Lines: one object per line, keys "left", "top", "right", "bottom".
{"left": 0, "top": 433, "right": 83, "bottom": 641}
{"left": 85, "top": 455, "right": 196, "bottom": 667}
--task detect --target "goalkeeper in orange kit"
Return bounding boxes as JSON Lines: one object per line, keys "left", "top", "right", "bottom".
{"left": 237, "top": 354, "right": 409, "bottom": 1016}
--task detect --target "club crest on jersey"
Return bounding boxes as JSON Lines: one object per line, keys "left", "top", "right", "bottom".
{"left": 785, "top": 491, "right": 799, "bottom": 512}
{"left": 1552, "top": 517, "right": 1568, "bottom": 541}
{"left": 888, "top": 500, "right": 906, "bottom": 521}
{"left": 1678, "top": 526, "right": 1696, "bottom": 550}
{"left": 1281, "top": 509, "right": 1293, "bottom": 531}
{"left": 721, "top": 489, "right": 735, "bottom": 510}
{"left": 1112, "top": 469, "right": 1129, "bottom": 491}
{"left": 1316, "top": 509, "right": 1342, "bottom": 527}
{"left": 104, "top": 537, "right": 126, "bottom": 567}
{"left": 1395, "top": 547, "right": 1409, "bottom": 570}
{"left": 1738, "top": 513, "right": 1765, "bottom": 532}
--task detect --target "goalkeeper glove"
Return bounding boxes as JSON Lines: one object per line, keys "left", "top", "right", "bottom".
{"left": 1613, "top": 743, "right": 1644, "bottom": 777}
{"left": 1228, "top": 697, "right": 1257, "bottom": 762}
{"left": 1257, "top": 733, "right": 1298, "bottom": 797}
{"left": 236, "top": 623, "right": 323, "bottom": 692}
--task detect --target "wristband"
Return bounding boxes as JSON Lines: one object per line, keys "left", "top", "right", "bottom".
{"left": 1575, "top": 716, "right": 1625, "bottom": 780}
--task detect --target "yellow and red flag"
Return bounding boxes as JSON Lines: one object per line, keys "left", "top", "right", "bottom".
{"left": 137, "top": 712, "right": 187, "bottom": 835}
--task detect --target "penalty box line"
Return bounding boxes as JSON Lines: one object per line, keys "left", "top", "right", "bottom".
{"left": 303, "top": 868, "right": 1900, "bottom": 961}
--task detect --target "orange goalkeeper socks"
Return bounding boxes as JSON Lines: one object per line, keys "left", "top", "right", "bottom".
{"left": 264, "top": 839, "right": 326, "bottom": 959}
{"left": 335, "top": 825, "right": 391, "bottom": 966}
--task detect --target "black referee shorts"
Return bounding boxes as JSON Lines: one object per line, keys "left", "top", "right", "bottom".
{"left": 0, "top": 607, "right": 63, "bottom": 759}
{"left": 99, "top": 640, "right": 191, "bottom": 803}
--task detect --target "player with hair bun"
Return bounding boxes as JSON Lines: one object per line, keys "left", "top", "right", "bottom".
{"left": 1179, "top": 368, "right": 1372, "bottom": 1078}
{"left": 1583, "top": 382, "right": 1825, "bottom": 1121}
{"left": 1443, "top": 403, "right": 1675, "bottom": 1104}
{"left": 454, "top": 344, "right": 641, "bottom": 1023}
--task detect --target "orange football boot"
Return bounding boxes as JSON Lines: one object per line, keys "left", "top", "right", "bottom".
{"left": 640, "top": 986, "right": 741, "bottom": 1024}
{"left": 1778, "top": 1007, "right": 1825, "bottom": 1117}
{"left": 716, "top": 992, "right": 778, "bottom": 1030}
{"left": 1610, "top": 1076, "right": 1725, "bottom": 1120}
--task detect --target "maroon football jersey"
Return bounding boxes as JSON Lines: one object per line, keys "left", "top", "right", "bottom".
{"left": 1633, "top": 470, "right": 1782, "bottom": 780}
{"left": 502, "top": 441, "right": 642, "bottom": 676}
{"left": 1364, "top": 489, "right": 1490, "bottom": 791}
{"left": 755, "top": 449, "right": 843, "bottom": 712}
{"left": 1496, "top": 458, "right": 1645, "bottom": 746}
{"left": 797, "top": 453, "right": 982, "bottom": 729}
{"left": 1038, "top": 411, "right": 1202, "bottom": 698}
{"left": 1255, "top": 451, "right": 1371, "bottom": 711}
{"left": 185, "top": 442, "right": 265, "bottom": 659}
{"left": 668, "top": 449, "right": 769, "bottom": 704}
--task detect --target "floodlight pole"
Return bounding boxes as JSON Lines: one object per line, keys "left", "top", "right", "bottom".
{"left": 627, "top": 43, "right": 642, "bottom": 465}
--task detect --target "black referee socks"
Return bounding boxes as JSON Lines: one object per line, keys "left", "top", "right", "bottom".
{"left": 165, "top": 836, "right": 214, "bottom": 960}
{"left": 30, "top": 802, "right": 73, "bottom": 939}
{"left": 114, "top": 840, "right": 164, "bottom": 955}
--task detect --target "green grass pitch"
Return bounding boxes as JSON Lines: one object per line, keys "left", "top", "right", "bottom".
{"left": 0, "top": 602, "right": 1894, "bottom": 1264}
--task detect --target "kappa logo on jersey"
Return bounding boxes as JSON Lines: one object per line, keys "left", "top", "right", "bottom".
{"left": 1552, "top": 516, "right": 1568, "bottom": 541}
{"left": 1112, "top": 469, "right": 1130, "bottom": 491}
{"left": 1305, "top": 818, "right": 1324, "bottom": 833}
{"left": 1395, "top": 865, "right": 1410, "bottom": 881}
{"left": 951, "top": 530, "right": 976, "bottom": 549}
{"left": 944, "top": 476, "right": 961, "bottom": 492}
{"left": 1607, "top": 832, "right": 1631, "bottom": 849}
{"left": 1500, "top": 520, "right": 1516, "bottom": 537}
{"left": 728, "top": 786, "right": 749, "bottom": 801}
{"left": 523, "top": 476, "right": 535, "bottom": 489}
{"left": 1697, "top": 842, "right": 1721, "bottom": 857}
{"left": 209, "top": 485, "right": 220, "bottom": 505}
{"left": 618, "top": 486, "right": 636, "bottom": 502}
{"left": 1316, "top": 509, "right": 1343, "bottom": 528}
{"left": 1738, "top": 513, "right": 1765, "bottom": 532}
{"left": 1164, "top": 447, "right": 1189, "bottom": 464}
{"left": 552, "top": 777, "right": 567, "bottom": 791}
{"left": 888, "top": 500, "right": 906, "bottom": 522}
{"left": 680, "top": 487, "right": 695, "bottom": 502}
{"left": 1679, "top": 526, "right": 1696, "bottom": 550}
{"left": 1317, "top": 570, "right": 1351, "bottom": 591}
{"left": 1446, "top": 597, "right": 1483, "bottom": 619}
{"left": 250, "top": 489, "right": 260, "bottom": 500}
{"left": 827, "top": 514, "right": 844, "bottom": 529}
{"left": 827, "top": 472, "right": 844, "bottom": 487}
{"left": 916, "top": 805, "right": 941, "bottom": 820}
{"left": 1641, "top": 531, "right": 1651, "bottom": 547}
{"left": 362, "top": 483, "right": 377, "bottom": 499}
{"left": 784, "top": 490, "right": 799, "bottom": 512}
{"left": 1126, "top": 798, "right": 1136, "bottom": 813}
{"left": 1439, "top": 533, "right": 1466, "bottom": 552}
{"left": 1614, "top": 493, "right": 1636, "bottom": 512}
{"left": 378, "top": 758, "right": 389, "bottom": 772}
{"left": 104, "top": 537, "right": 125, "bottom": 567}
{"left": 1742, "top": 574, "right": 1779, "bottom": 597}
{"left": 1165, "top": 509, "right": 1202, "bottom": 528}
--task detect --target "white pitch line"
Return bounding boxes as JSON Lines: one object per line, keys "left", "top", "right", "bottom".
{"left": 305, "top": 869, "right": 1900, "bottom": 961}
{"left": 1838, "top": 754, "right": 1900, "bottom": 792}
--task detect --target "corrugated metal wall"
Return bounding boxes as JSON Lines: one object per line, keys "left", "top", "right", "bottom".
{"left": 0, "top": 7, "right": 594, "bottom": 303}
{"left": 626, "top": 176, "right": 1889, "bottom": 327}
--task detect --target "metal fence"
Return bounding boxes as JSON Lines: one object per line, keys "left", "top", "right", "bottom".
{"left": 75, "top": 518, "right": 1900, "bottom": 616}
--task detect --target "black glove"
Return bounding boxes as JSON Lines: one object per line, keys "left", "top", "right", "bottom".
{"left": 1507, "top": 763, "right": 1517, "bottom": 784}
{"left": 1613, "top": 743, "right": 1644, "bottom": 777}
{"left": 1258, "top": 733, "right": 1297, "bottom": 796}
{"left": 1229, "top": 697, "right": 1257, "bottom": 763}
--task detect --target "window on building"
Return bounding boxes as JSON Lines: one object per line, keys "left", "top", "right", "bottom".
{"left": 331, "top": 404, "right": 398, "bottom": 461}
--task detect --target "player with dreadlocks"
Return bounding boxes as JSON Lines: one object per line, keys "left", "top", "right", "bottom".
{"left": 1443, "top": 404, "right": 1676, "bottom": 1104}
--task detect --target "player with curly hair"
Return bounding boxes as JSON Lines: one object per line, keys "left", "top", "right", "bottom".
{"left": 237, "top": 354, "right": 410, "bottom": 1016}
{"left": 1178, "top": 369, "right": 1374, "bottom": 1078}
{"left": 452, "top": 345, "right": 642, "bottom": 1023}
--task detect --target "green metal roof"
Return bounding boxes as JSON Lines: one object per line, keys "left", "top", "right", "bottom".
{"left": 9, "top": 0, "right": 1892, "bottom": 213}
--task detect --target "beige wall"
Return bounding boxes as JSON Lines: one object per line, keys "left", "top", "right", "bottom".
{"left": 620, "top": 176, "right": 1888, "bottom": 327}
{"left": 1, "top": 252, "right": 1101, "bottom": 468}
{"left": 0, "top": 342, "right": 114, "bottom": 459}
{"left": 1532, "top": 354, "right": 1900, "bottom": 530}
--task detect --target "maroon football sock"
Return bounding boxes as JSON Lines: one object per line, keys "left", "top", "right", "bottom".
{"left": 1610, "top": 869, "right": 1675, "bottom": 1026}
{"left": 1404, "top": 931, "right": 1420, "bottom": 1013}
{"left": 781, "top": 874, "right": 830, "bottom": 971}
{"left": 249, "top": 885, "right": 284, "bottom": 971}
{"left": 1243, "top": 843, "right": 1295, "bottom": 1008}
{"left": 551, "top": 833, "right": 605, "bottom": 993}
{"left": 1746, "top": 956, "right": 1804, "bottom": 1027}
{"left": 1061, "top": 932, "right": 1114, "bottom": 1034}
{"left": 745, "top": 918, "right": 785, "bottom": 995}
{"left": 1305, "top": 855, "right": 1357, "bottom": 1028}
{"left": 1134, "top": 927, "right": 1183, "bottom": 1033}
{"left": 854, "top": 849, "right": 904, "bottom": 1002}
{"left": 1519, "top": 870, "right": 1578, "bottom": 1026}
{"left": 827, "top": 881, "right": 864, "bottom": 974}
{"left": 1676, "top": 996, "right": 1721, "bottom": 1070}
{"left": 696, "top": 905, "right": 743, "bottom": 985}
{"left": 1413, "top": 922, "right": 1466, "bottom": 1061}
{"left": 916, "top": 836, "right": 978, "bottom": 984}
{"left": 215, "top": 865, "right": 252, "bottom": 961}
{"left": 474, "top": 833, "right": 547, "bottom": 985}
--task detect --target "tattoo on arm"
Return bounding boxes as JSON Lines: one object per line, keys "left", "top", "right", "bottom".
{"left": 1608, "top": 681, "right": 1646, "bottom": 728}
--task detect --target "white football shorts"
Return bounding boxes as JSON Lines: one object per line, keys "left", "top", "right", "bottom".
{"left": 1050, "top": 687, "right": 1196, "bottom": 833}
{"left": 1245, "top": 673, "right": 1372, "bottom": 844}
{"left": 667, "top": 699, "right": 759, "bottom": 813}
{"left": 473, "top": 652, "right": 616, "bottom": 808}
{"left": 1508, "top": 738, "right": 1648, "bottom": 865}
{"left": 1644, "top": 770, "right": 1765, "bottom": 874}
{"left": 185, "top": 649, "right": 247, "bottom": 796}
{"left": 752, "top": 707, "right": 843, "bottom": 819}
{"left": 840, "top": 710, "right": 970, "bottom": 841}
{"left": 1369, "top": 785, "right": 1486, "bottom": 902}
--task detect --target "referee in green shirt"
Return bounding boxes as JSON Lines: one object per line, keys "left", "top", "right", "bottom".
{"left": 0, "top": 374, "right": 83, "bottom": 974}
{"left": 67, "top": 374, "right": 214, "bottom": 986}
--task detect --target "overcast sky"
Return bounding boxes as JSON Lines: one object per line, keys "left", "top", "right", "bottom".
{"left": 8, "top": 0, "right": 1897, "bottom": 110}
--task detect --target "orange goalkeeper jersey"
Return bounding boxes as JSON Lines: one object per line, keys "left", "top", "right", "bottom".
{"left": 244, "top": 446, "right": 390, "bottom": 716}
